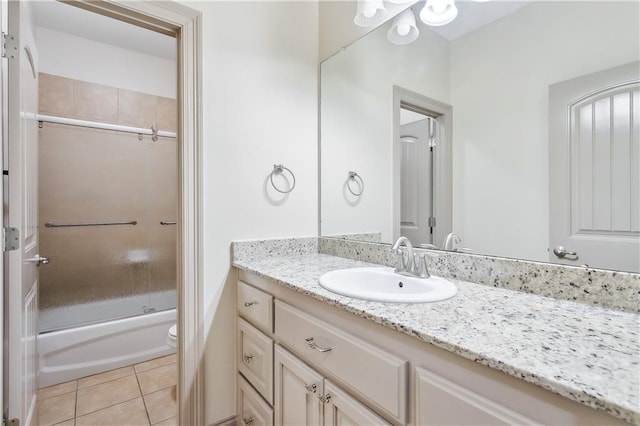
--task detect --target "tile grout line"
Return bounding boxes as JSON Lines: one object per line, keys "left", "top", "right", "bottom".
{"left": 135, "top": 368, "right": 153, "bottom": 426}
{"left": 75, "top": 394, "right": 144, "bottom": 421}
{"left": 74, "top": 380, "right": 78, "bottom": 426}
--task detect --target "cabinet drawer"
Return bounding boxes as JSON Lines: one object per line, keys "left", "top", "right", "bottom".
{"left": 416, "top": 367, "right": 538, "bottom": 426}
{"left": 238, "top": 374, "right": 273, "bottom": 426}
{"left": 238, "top": 317, "right": 274, "bottom": 405}
{"left": 238, "top": 280, "right": 273, "bottom": 333}
{"left": 275, "top": 301, "right": 407, "bottom": 423}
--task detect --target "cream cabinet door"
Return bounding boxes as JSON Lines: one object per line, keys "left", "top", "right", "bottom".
{"left": 323, "top": 380, "right": 391, "bottom": 426}
{"left": 238, "top": 374, "right": 274, "bottom": 426}
{"left": 274, "top": 345, "right": 323, "bottom": 426}
{"left": 416, "top": 367, "right": 538, "bottom": 426}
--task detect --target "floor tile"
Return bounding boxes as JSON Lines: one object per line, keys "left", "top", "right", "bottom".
{"left": 136, "top": 363, "right": 176, "bottom": 395}
{"left": 38, "top": 380, "right": 77, "bottom": 400}
{"left": 134, "top": 354, "right": 176, "bottom": 374}
{"left": 143, "top": 386, "right": 177, "bottom": 425}
{"left": 76, "top": 375, "right": 141, "bottom": 417}
{"left": 77, "top": 365, "right": 135, "bottom": 389}
{"left": 153, "top": 417, "right": 176, "bottom": 426}
{"left": 52, "top": 420, "right": 75, "bottom": 426}
{"left": 75, "top": 397, "right": 149, "bottom": 426}
{"left": 38, "top": 391, "right": 76, "bottom": 426}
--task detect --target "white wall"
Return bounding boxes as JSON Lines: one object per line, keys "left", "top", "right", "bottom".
{"left": 321, "top": 18, "right": 449, "bottom": 242}
{"left": 37, "top": 3, "right": 319, "bottom": 423}
{"left": 35, "top": 27, "right": 176, "bottom": 98}
{"left": 182, "top": 2, "right": 319, "bottom": 423}
{"left": 449, "top": 1, "right": 640, "bottom": 261}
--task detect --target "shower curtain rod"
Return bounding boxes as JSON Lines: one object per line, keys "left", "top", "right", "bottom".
{"left": 37, "top": 114, "right": 177, "bottom": 139}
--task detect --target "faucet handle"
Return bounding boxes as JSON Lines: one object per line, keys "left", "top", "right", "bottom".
{"left": 414, "top": 253, "right": 431, "bottom": 278}
{"left": 391, "top": 247, "right": 406, "bottom": 272}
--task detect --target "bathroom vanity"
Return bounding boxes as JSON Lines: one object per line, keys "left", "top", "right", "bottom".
{"left": 232, "top": 239, "right": 638, "bottom": 426}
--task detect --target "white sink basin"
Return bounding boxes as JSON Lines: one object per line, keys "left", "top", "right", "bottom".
{"left": 318, "top": 267, "right": 458, "bottom": 303}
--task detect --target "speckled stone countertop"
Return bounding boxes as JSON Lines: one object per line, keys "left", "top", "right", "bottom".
{"left": 233, "top": 252, "right": 640, "bottom": 425}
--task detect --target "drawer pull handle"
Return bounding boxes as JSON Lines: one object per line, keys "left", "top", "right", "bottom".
{"left": 243, "top": 353, "right": 254, "bottom": 363}
{"left": 305, "top": 337, "right": 332, "bottom": 353}
{"left": 305, "top": 383, "right": 317, "bottom": 394}
{"left": 244, "top": 301, "right": 257, "bottom": 307}
{"left": 243, "top": 416, "right": 254, "bottom": 425}
{"left": 319, "top": 393, "right": 332, "bottom": 404}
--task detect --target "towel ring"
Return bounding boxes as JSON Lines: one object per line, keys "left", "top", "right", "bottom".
{"left": 346, "top": 171, "right": 364, "bottom": 196}
{"left": 270, "top": 164, "right": 296, "bottom": 194}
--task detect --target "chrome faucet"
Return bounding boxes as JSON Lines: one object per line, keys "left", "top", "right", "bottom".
{"left": 391, "top": 236, "right": 430, "bottom": 278}
{"left": 443, "top": 232, "right": 461, "bottom": 251}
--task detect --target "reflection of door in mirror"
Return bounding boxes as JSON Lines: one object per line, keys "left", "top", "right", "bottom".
{"left": 393, "top": 87, "right": 453, "bottom": 248}
{"left": 549, "top": 61, "right": 639, "bottom": 272}
{"left": 400, "top": 109, "right": 435, "bottom": 246}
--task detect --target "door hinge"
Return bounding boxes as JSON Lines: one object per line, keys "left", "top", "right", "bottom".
{"left": 3, "top": 227, "right": 20, "bottom": 251}
{"left": 2, "top": 32, "right": 18, "bottom": 59}
{"left": 428, "top": 216, "right": 436, "bottom": 227}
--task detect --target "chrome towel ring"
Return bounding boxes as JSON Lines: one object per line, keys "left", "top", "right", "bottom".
{"left": 270, "top": 164, "right": 296, "bottom": 194}
{"left": 347, "top": 171, "right": 364, "bottom": 196}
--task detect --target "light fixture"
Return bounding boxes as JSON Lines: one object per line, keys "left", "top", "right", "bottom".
{"left": 419, "top": 0, "right": 458, "bottom": 26}
{"left": 387, "top": 0, "right": 415, "bottom": 4}
{"left": 354, "top": 0, "right": 388, "bottom": 27}
{"left": 387, "top": 9, "right": 419, "bottom": 45}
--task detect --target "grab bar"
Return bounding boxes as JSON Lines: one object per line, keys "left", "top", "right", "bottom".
{"left": 160, "top": 221, "right": 176, "bottom": 225}
{"left": 44, "top": 220, "right": 137, "bottom": 228}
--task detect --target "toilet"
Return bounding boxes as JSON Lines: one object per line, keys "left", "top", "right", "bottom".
{"left": 167, "top": 324, "right": 177, "bottom": 349}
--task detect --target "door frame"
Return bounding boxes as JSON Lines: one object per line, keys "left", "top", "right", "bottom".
{"left": 53, "top": 1, "right": 204, "bottom": 424}
{"left": 392, "top": 86, "right": 453, "bottom": 247}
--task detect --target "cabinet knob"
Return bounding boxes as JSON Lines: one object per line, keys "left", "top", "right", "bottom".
{"left": 243, "top": 416, "right": 254, "bottom": 425}
{"left": 304, "top": 383, "right": 317, "bottom": 394}
{"left": 243, "top": 353, "right": 254, "bottom": 363}
{"left": 319, "top": 393, "right": 332, "bottom": 404}
{"left": 244, "top": 301, "right": 257, "bottom": 307}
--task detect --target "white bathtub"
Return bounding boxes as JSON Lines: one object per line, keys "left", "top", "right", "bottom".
{"left": 38, "top": 309, "right": 176, "bottom": 388}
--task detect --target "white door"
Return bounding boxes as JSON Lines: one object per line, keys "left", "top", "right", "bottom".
{"left": 6, "top": 1, "right": 40, "bottom": 424}
{"left": 400, "top": 117, "right": 435, "bottom": 246}
{"left": 274, "top": 345, "right": 323, "bottom": 426}
{"left": 549, "top": 61, "right": 640, "bottom": 272}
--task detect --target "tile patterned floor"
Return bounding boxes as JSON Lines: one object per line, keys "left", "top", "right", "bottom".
{"left": 38, "top": 354, "right": 177, "bottom": 426}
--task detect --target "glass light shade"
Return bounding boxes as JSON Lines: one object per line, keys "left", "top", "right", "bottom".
{"left": 419, "top": 0, "right": 458, "bottom": 26}
{"left": 354, "top": 0, "right": 388, "bottom": 27}
{"left": 387, "top": 9, "right": 420, "bottom": 45}
{"left": 387, "top": 0, "right": 415, "bottom": 4}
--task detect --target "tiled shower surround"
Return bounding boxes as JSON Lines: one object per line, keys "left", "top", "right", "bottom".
{"left": 233, "top": 236, "right": 639, "bottom": 313}
{"left": 38, "top": 73, "right": 178, "bottom": 327}
{"left": 39, "top": 72, "right": 177, "bottom": 131}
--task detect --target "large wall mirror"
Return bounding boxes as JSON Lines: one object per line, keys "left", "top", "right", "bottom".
{"left": 320, "top": 1, "right": 640, "bottom": 273}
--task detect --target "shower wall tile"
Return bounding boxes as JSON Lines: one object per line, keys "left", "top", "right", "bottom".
{"left": 38, "top": 73, "right": 176, "bottom": 132}
{"left": 73, "top": 80, "right": 119, "bottom": 123}
{"left": 119, "top": 89, "right": 158, "bottom": 128}
{"left": 39, "top": 73, "right": 74, "bottom": 118}
{"left": 157, "top": 97, "right": 177, "bottom": 133}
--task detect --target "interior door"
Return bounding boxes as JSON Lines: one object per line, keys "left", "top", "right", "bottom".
{"left": 6, "top": 1, "right": 40, "bottom": 424}
{"left": 549, "top": 61, "right": 639, "bottom": 272}
{"left": 400, "top": 117, "right": 434, "bottom": 246}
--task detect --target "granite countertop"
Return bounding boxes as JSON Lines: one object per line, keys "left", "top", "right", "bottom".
{"left": 233, "top": 253, "right": 640, "bottom": 425}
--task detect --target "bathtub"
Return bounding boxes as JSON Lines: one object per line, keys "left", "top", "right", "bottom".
{"left": 37, "top": 309, "right": 176, "bottom": 388}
